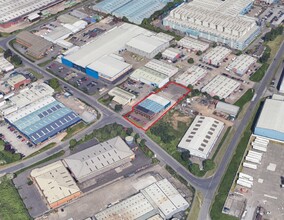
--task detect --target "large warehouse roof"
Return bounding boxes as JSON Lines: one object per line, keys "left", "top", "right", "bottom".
{"left": 175, "top": 65, "right": 207, "bottom": 87}
{"left": 177, "top": 37, "right": 210, "bottom": 52}
{"left": 201, "top": 75, "right": 240, "bottom": 99}
{"left": 254, "top": 98, "right": 284, "bottom": 141}
{"left": 62, "top": 136, "right": 135, "bottom": 182}
{"left": 145, "top": 59, "right": 179, "bottom": 77}
{"left": 216, "top": 101, "right": 240, "bottom": 117}
{"left": 227, "top": 54, "right": 256, "bottom": 75}
{"left": 6, "top": 96, "right": 81, "bottom": 144}
{"left": 108, "top": 87, "right": 136, "bottom": 105}
{"left": 178, "top": 115, "right": 224, "bottom": 159}
{"left": 137, "top": 94, "right": 170, "bottom": 114}
{"left": 202, "top": 46, "right": 232, "bottom": 65}
{"left": 64, "top": 23, "right": 150, "bottom": 68}
{"left": 0, "top": 56, "right": 14, "bottom": 72}
{"left": 30, "top": 161, "right": 80, "bottom": 208}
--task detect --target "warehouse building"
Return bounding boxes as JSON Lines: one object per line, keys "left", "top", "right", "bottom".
{"left": 43, "top": 26, "right": 72, "bottom": 43}
{"left": 175, "top": 65, "right": 207, "bottom": 87}
{"left": 202, "top": 46, "right": 232, "bottom": 66}
{"left": 125, "top": 34, "right": 170, "bottom": 59}
{"left": 254, "top": 97, "right": 284, "bottom": 141}
{"left": 145, "top": 59, "right": 179, "bottom": 78}
{"left": 31, "top": 161, "right": 81, "bottom": 209}
{"left": 216, "top": 101, "right": 240, "bottom": 117}
{"left": 16, "top": 31, "right": 53, "bottom": 59}
{"left": 279, "top": 77, "right": 284, "bottom": 94}
{"left": 134, "top": 94, "right": 171, "bottom": 119}
{"left": 162, "top": 48, "right": 182, "bottom": 62}
{"left": 5, "top": 96, "right": 81, "bottom": 144}
{"left": 95, "top": 179, "right": 189, "bottom": 220}
{"left": 177, "top": 37, "right": 210, "bottom": 52}
{"left": 201, "top": 75, "right": 240, "bottom": 99}
{"left": 0, "top": 0, "right": 63, "bottom": 28}
{"left": 227, "top": 54, "right": 257, "bottom": 76}
{"left": 163, "top": 0, "right": 260, "bottom": 50}
{"left": 178, "top": 115, "right": 224, "bottom": 159}
{"left": 94, "top": 0, "right": 172, "bottom": 24}
{"left": 108, "top": 87, "right": 136, "bottom": 105}
{"left": 62, "top": 23, "right": 151, "bottom": 81}
{"left": 62, "top": 136, "right": 135, "bottom": 183}
{"left": 130, "top": 67, "right": 169, "bottom": 88}
{"left": 6, "top": 74, "right": 31, "bottom": 90}
{"left": 0, "top": 56, "right": 14, "bottom": 73}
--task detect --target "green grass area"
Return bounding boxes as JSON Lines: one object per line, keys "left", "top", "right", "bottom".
{"left": 0, "top": 176, "right": 31, "bottom": 220}
{"left": 0, "top": 139, "right": 4, "bottom": 151}
{"left": 0, "top": 142, "right": 22, "bottom": 164}
{"left": 210, "top": 102, "right": 260, "bottom": 220}
{"left": 15, "top": 150, "right": 65, "bottom": 175}
{"left": 38, "top": 59, "right": 52, "bottom": 67}
{"left": 234, "top": 89, "right": 254, "bottom": 109}
{"left": 24, "top": 142, "right": 56, "bottom": 159}
{"left": 26, "top": 68, "right": 43, "bottom": 79}
{"left": 98, "top": 95, "right": 113, "bottom": 106}
{"left": 187, "top": 191, "right": 203, "bottom": 220}
{"left": 249, "top": 63, "right": 269, "bottom": 82}
{"left": 212, "top": 128, "right": 231, "bottom": 160}
{"left": 266, "top": 33, "right": 284, "bottom": 64}
{"left": 62, "top": 122, "right": 87, "bottom": 141}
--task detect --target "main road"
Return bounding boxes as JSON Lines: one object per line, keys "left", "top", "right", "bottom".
{"left": 1, "top": 30, "right": 283, "bottom": 220}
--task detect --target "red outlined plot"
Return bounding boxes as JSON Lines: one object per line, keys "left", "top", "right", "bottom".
{"left": 124, "top": 81, "right": 191, "bottom": 131}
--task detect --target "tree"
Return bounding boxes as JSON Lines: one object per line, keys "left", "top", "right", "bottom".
{"left": 181, "top": 150, "right": 190, "bottom": 161}
{"left": 154, "top": 52, "right": 162, "bottom": 59}
{"left": 114, "top": 104, "right": 123, "bottom": 112}
{"left": 10, "top": 55, "right": 22, "bottom": 66}
{"left": 196, "top": 50, "right": 202, "bottom": 56}
{"left": 187, "top": 58, "right": 194, "bottom": 64}
{"left": 212, "top": 42, "right": 217, "bottom": 48}
{"left": 4, "top": 49, "right": 12, "bottom": 59}
{"left": 134, "top": 133, "right": 140, "bottom": 141}
{"left": 190, "top": 89, "right": 201, "bottom": 97}
{"left": 213, "top": 95, "right": 220, "bottom": 100}
{"left": 187, "top": 84, "right": 193, "bottom": 90}
{"left": 69, "top": 139, "right": 77, "bottom": 148}
{"left": 139, "top": 139, "right": 146, "bottom": 147}
{"left": 49, "top": 78, "right": 60, "bottom": 90}
{"left": 203, "top": 159, "right": 215, "bottom": 171}
{"left": 126, "top": 127, "right": 133, "bottom": 135}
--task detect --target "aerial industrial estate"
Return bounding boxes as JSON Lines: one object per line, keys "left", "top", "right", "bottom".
{"left": 0, "top": 0, "right": 283, "bottom": 220}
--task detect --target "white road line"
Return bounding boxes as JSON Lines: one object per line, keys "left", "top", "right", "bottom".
{"left": 264, "top": 194, "right": 278, "bottom": 200}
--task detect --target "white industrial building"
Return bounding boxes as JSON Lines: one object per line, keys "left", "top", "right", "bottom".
{"left": 175, "top": 65, "right": 207, "bottom": 87}
{"left": 62, "top": 136, "right": 135, "bottom": 183}
{"left": 254, "top": 97, "right": 284, "bottom": 141}
{"left": 95, "top": 179, "right": 189, "bottom": 220}
{"left": 163, "top": 0, "right": 260, "bottom": 50}
{"left": 130, "top": 67, "right": 169, "bottom": 88}
{"left": 227, "top": 54, "right": 257, "bottom": 76}
{"left": 145, "top": 59, "right": 179, "bottom": 78}
{"left": 126, "top": 34, "right": 170, "bottom": 59}
{"left": 162, "top": 48, "right": 182, "bottom": 61}
{"left": 216, "top": 101, "right": 240, "bottom": 117}
{"left": 0, "top": 56, "right": 14, "bottom": 72}
{"left": 279, "top": 77, "right": 284, "bottom": 94}
{"left": 43, "top": 26, "right": 72, "bottom": 43}
{"left": 178, "top": 115, "right": 224, "bottom": 159}
{"left": 177, "top": 37, "right": 210, "bottom": 52}
{"left": 108, "top": 87, "right": 136, "bottom": 105}
{"left": 202, "top": 46, "right": 232, "bottom": 66}
{"left": 87, "top": 55, "right": 132, "bottom": 82}
{"left": 201, "top": 75, "right": 240, "bottom": 99}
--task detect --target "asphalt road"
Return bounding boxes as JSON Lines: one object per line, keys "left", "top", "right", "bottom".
{"left": 0, "top": 26, "right": 283, "bottom": 220}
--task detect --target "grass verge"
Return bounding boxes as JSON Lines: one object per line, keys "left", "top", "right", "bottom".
{"left": 24, "top": 143, "right": 56, "bottom": 159}
{"left": 187, "top": 191, "right": 203, "bottom": 220}
{"left": 15, "top": 150, "right": 65, "bottom": 175}
{"left": 249, "top": 63, "right": 269, "bottom": 82}
{"left": 38, "top": 59, "right": 52, "bottom": 67}
{"left": 62, "top": 122, "right": 87, "bottom": 141}
{"left": 0, "top": 176, "right": 31, "bottom": 220}
{"left": 26, "top": 68, "right": 43, "bottom": 79}
{"left": 234, "top": 89, "right": 254, "bottom": 109}
{"left": 266, "top": 34, "right": 284, "bottom": 64}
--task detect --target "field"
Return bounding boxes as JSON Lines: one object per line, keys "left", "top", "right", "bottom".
{"left": 62, "top": 121, "right": 87, "bottom": 141}
{"left": 266, "top": 34, "right": 284, "bottom": 64}
{"left": 0, "top": 176, "right": 31, "bottom": 220}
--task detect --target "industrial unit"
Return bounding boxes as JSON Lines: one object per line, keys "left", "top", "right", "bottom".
{"left": 175, "top": 65, "right": 207, "bottom": 87}
{"left": 16, "top": 31, "right": 53, "bottom": 59}
{"left": 227, "top": 54, "right": 257, "bottom": 76}
{"left": 108, "top": 87, "right": 136, "bottom": 105}
{"left": 134, "top": 94, "right": 171, "bottom": 119}
{"left": 94, "top": 0, "right": 172, "bottom": 24}
{"left": 62, "top": 23, "right": 159, "bottom": 82}
{"left": 130, "top": 66, "right": 169, "bottom": 88}
{"left": 0, "top": 0, "right": 63, "bottom": 28}
{"left": 145, "top": 59, "right": 179, "bottom": 78}
{"left": 215, "top": 101, "right": 240, "bottom": 117}
{"left": 6, "top": 74, "right": 31, "bottom": 90}
{"left": 62, "top": 136, "right": 135, "bottom": 183}
{"left": 125, "top": 34, "right": 170, "bottom": 59}
{"left": 163, "top": 0, "right": 260, "bottom": 50}
{"left": 279, "top": 77, "right": 284, "bottom": 93}
{"left": 0, "top": 56, "right": 14, "bottom": 72}
{"left": 201, "top": 75, "right": 240, "bottom": 99}
{"left": 254, "top": 97, "right": 284, "bottom": 141}
{"left": 162, "top": 48, "right": 182, "bottom": 62}
{"left": 177, "top": 37, "right": 210, "bottom": 52}
{"left": 95, "top": 179, "right": 189, "bottom": 220}
{"left": 30, "top": 161, "right": 81, "bottom": 209}
{"left": 178, "top": 115, "right": 224, "bottom": 159}
{"left": 202, "top": 46, "right": 232, "bottom": 66}
{"left": 5, "top": 96, "right": 81, "bottom": 144}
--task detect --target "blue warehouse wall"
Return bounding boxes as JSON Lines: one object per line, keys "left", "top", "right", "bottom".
{"left": 254, "top": 127, "right": 284, "bottom": 141}
{"left": 61, "top": 57, "right": 74, "bottom": 68}
{"left": 86, "top": 67, "right": 99, "bottom": 79}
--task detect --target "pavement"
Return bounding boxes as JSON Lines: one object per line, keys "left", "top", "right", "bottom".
{"left": 0, "top": 17, "right": 283, "bottom": 220}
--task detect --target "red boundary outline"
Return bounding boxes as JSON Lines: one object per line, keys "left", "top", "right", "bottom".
{"left": 123, "top": 81, "right": 191, "bottom": 131}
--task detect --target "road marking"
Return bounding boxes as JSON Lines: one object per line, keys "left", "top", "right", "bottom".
{"left": 264, "top": 194, "right": 277, "bottom": 200}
